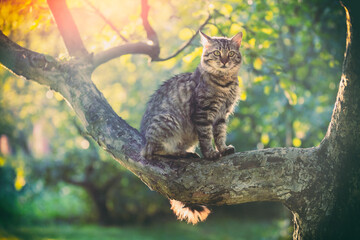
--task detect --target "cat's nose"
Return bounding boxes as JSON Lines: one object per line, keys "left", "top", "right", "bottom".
{"left": 220, "top": 56, "right": 229, "bottom": 65}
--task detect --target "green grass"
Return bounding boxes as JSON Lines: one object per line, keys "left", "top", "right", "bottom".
{"left": 3, "top": 216, "right": 290, "bottom": 240}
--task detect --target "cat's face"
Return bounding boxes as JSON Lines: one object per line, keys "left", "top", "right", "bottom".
{"left": 200, "top": 32, "right": 242, "bottom": 75}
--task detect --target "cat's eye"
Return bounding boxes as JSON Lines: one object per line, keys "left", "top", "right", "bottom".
{"left": 228, "top": 51, "right": 235, "bottom": 57}
{"left": 213, "top": 50, "right": 221, "bottom": 56}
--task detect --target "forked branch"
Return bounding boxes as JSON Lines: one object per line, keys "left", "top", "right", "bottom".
{"left": 92, "top": 0, "right": 160, "bottom": 67}
{"left": 0, "top": 29, "right": 322, "bottom": 208}
{"left": 92, "top": 0, "right": 210, "bottom": 66}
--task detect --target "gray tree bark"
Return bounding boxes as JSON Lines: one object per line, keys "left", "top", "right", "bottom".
{"left": 0, "top": 0, "right": 358, "bottom": 239}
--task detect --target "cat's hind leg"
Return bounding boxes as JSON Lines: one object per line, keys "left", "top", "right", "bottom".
{"left": 141, "top": 141, "right": 165, "bottom": 160}
{"left": 142, "top": 114, "right": 198, "bottom": 160}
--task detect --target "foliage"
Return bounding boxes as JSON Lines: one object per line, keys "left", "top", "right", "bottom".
{"left": 18, "top": 182, "right": 90, "bottom": 223}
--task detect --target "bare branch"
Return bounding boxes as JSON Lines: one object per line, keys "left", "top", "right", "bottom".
{"left": 154, "top": 15, "right": 211, "bottom": 62}
{"left": 92, "top": 14, "right": 211, "bottom": 66}
{"left": 47, "top": 0, "right": 88, "bottom": 58}
{"left": 83, "top": 0, "right": 128, "bottom": 42}
{"left": 91, "top": 0, "right": 161, "bottom": 68}
{"left": 92, "top": 0, "right": 212, "bottom": 67}
{"left": 92, "top": 42, "right": 159, "bottom": 68}
{"left": 141, "top": 0, "right": 159, "bottom": 46}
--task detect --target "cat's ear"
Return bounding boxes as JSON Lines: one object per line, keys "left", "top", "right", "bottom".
{"left": 199, "top": 31, "right": 212, "bottom": 47}
{"left": 231, "top": 32, "right": 243, "bottom": 48}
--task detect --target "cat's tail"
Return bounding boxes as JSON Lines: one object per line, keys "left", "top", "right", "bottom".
{"left": 170, "top": 199, "right": 211, "bottom": 225}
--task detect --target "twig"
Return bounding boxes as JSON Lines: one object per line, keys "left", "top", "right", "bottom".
{"left": 83, "top": 0, "right": 128, "bottom": 42}
{"left": 141, "top": 0, "right": 159, "bottom": 46}
{"left": 153, "top": 15, "right": 211, "bottom": 62}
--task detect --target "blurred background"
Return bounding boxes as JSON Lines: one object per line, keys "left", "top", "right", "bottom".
{"left": 0, "top": 0, "right": 345, "bottom": 239}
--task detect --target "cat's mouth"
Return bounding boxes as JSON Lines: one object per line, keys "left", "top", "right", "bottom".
{"left": 220, "top": 65, "right": 227, "bottom": 69}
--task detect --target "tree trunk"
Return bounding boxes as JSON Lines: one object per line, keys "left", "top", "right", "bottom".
{"left": 290, "top": 1, "right": 360, "bottom": 239}
{"left": 0, "top": 1, "right": 359, "bottom": 239}
{"left": 85, "top": 186, "right": 112, "bottom": 225}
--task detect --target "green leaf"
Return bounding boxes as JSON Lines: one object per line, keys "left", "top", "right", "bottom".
{"left": 265, "top": 11, "right": 273, "bottom": 21}
{"left": 230, "top": 23, "right": 243, "bottom": 36}
{"left": 261, "top": 133, "right": 270, "bottom": 145}
{"left": 293, "top": 138, "right": 302, "bottom": 147}
{"left": 220, "top": 3, "right": 233, "bottom": 17}
{"left": 253, "top": 58, "right": 263, "bottom": 70}
{"left": 254, "top": 76, "right": 265, "bottom": 83}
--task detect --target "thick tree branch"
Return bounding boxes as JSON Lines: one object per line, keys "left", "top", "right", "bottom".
{"left": 47, "top": 0, "right": 89, "bottom": 58}
{"left": 0, "top": 31, "right": 59, "bottom": 87}
{"left": 0, "top": 29, "right": 323, "bottom": 208}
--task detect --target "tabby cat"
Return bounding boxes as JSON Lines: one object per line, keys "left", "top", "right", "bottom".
{"left": 140, "top": 31, "right": 243, "bottom": 224}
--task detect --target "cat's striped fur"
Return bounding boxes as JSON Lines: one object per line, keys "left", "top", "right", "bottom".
{"left": 140, "top": 31, "right": 243, "bottom": 224}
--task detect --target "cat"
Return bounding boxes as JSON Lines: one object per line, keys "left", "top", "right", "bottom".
{"left": 140, "top": 31, "right": 243, "bottom": 224}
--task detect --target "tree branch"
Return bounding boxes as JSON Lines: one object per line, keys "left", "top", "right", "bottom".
{"left": 91, "top": 0, "right": 161, "bottom": 68}
{"left": 141, "top": 0, "right": 159, "bottom": 46}
{"left": 92, "top": 42, "right": 159, "bottom": 67}
{"left": 0, "top": 29, "right": 324, "bottom": 208}
{"left": 92, "top": 0, "right": 210, "bottom": 67}
{"left": 0, "top": 31, "right": 59, "bottom": 87}
{"left": 47, "top": 0, "right": 89, "bottom": 58}
{"left": 153, "top": 15, "right": 211, "bottom": 62}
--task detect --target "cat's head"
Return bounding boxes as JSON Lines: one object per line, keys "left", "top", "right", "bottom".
{"left": 199, "top": 31, "right": 242, "bottom": 75}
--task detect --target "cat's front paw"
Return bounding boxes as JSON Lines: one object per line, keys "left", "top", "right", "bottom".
{"left": 204, "top": 150, "right": 221, "bottom": 160}
{"left": 220, "top": 145, "right": 235, "bottom": 156}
